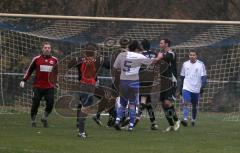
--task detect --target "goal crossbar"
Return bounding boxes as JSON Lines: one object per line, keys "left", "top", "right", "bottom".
{"left": 1, "top": 13, "right": 240, "bottom": 25}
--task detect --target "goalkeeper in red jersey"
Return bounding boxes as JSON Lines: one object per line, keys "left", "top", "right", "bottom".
{"left": 19, "top": 42, "right": 58, "bottom": 128}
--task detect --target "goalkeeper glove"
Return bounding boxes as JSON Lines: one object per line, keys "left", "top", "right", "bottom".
{"left": 200, "top": 88, "right": 204, "bottom": 94}
{"left": 55, "top": 83, "right": 60, "bottom": 89}
{"left": 20, "top": 81, "right": 25, "bottom": 88}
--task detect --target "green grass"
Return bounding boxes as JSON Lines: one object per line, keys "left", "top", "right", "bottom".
{"left": 0, "top": 112, "right": 240, "bottom": 153}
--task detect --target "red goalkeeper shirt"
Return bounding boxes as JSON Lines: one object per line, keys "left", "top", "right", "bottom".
{"left": 23, "top": 55, "right": 58, "bottom": 89}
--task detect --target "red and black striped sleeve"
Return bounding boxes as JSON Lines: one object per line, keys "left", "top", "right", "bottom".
{"left": 23, "top": 56, "right": 37, "bottom": 82}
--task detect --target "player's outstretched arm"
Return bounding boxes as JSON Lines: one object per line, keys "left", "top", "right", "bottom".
{"left": 68, "top": 57, "right": 81, "bottom": 69}
{"left": 151, "top": 52, "right": 163, "bottom": 64}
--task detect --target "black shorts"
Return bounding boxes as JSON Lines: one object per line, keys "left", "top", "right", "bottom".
{"left": 33, "top": 87, "right": 54, "bottom": 103}
{"left": 139, "top": 81, "right": 154, "bottom": 103}
{"left": 160, "top": 87, "right": 175, "bottom": 102}
{"left": 79, "top": 83, "right": 95, "bottom": 107}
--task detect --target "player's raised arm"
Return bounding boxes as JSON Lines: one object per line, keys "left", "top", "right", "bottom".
{"left": 102, "top": 56, "right": 111, "bottom": 69}
{"left": 113, "top": 53, "right": 121, "bottom": 70}
{"left": 68, "top": 57, "right": 83, "bottom": 69}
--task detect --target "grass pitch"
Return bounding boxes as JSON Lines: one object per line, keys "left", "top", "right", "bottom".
{"left": 0, "top": 112, "right": 240, "bottom": 153}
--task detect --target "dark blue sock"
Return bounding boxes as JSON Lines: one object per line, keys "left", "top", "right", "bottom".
{"left": 192, "top": 106, "right": 197, "bottom": 120}
{"left": 129, "top": 104, "right": 136, "bottom": 127}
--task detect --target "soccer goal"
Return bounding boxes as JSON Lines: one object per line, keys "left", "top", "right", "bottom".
{"left": 0, "top": 13, "right": 239, "bottom": 117}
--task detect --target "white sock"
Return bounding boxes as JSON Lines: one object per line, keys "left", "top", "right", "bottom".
{"left": 116, "top": 118, "right": 120, "bottom": 122}
{"left": 129, "top": 123, "right": 134, "bottom": 127}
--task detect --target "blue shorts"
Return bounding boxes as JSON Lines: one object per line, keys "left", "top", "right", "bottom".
{"left": 119, "top": 80, "right": 139, "bottom": 107}
{"left": 182, "top": 90, "right": 200, "bottom": 105}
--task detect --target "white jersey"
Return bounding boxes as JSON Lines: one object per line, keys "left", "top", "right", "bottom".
{"left": 180, "top": 60, "right": 207, "bottom": 93}
{"left": 113, "top": 51, "right": 152, "bottom": 80}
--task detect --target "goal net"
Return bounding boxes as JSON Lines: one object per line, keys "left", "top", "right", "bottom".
{"left": 0, "top": 14, "right": 239, "bottom": 119}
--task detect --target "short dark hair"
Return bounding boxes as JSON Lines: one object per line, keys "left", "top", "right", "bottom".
{"left": 41, "top": 41, "right": 51, "bottom": 48}
{"left": 120, "top": 37, "right": 132, "bottom": 48}
{"left": 162, "top": 38, "right": 171, "bottom": 47}
{"left": 84, "top": 42, "right": 97, "bottom": 57}
{"left": 141, "top": 39, "right": 150, "bottom": 50}
{"left": 189, "top": 50, "right": 199, "bottom": 56}
{"left": 128, "top": 40, "right": 140, "bottom": 51}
